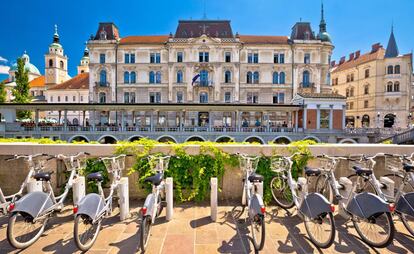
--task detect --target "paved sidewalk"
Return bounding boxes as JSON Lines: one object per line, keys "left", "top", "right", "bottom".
{"left": 0, "top": 202, "right": 414, "bottom": 253}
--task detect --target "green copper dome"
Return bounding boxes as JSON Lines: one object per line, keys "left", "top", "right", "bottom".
{"left": 10, "top": 52, "right": 41, "bottom": 75}
{"left": 49, "top": 42, "right": 62, "bottom": 49}
{"left": 318, "top": 31, "right": 332, "bottom": 42}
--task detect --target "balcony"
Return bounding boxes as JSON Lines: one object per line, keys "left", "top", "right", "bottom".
{"left": 95, "top": 81, "right": 110, "bottom": 87}
{"left": 298, "top": 82, "right": 316, "bottom": 93}
{"left": 193, "top": 80, "right": 214, "bottom": 87}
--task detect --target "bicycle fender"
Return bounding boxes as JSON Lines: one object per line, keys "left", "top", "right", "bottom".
{"left": 396, "top": 192, "right": 414, "bottom": 217}
{"left": 347, "top": 192, "right": 389, "bottom": 219}
{"left": 12, "top": 192, "right": 53, "bottom": 218}
{"left": 143, "top": 193, "right": 155, "bottom": 219}
{"left": 249, "top": 194, "right": 264, "bottom": 217}
{"left": 299, "top": 192, "right": 331, "bottom": 219}
{"left": 76, "top": 193, "right": 105, "bottom": 220}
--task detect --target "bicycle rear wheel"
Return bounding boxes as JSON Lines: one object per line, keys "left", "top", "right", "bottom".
{"left": 7, "top": 212, "right": 48, "bottom": 249}
{"left": 353, "top": 212, "right": 395, "bottom": 248}
{"left": 315, "top": 174, "right": 334, "bottom": 204}
{"left": 74, "top": 214, "right": 101, "bottom": 251}
{"left": 270, "top": 173, "right": 294, "bottom": 209}
{"left": 304, "top": 212, "right": 335, "bottom": 248}
{"left": 250, "top": 214, "right": 265, "bottom": 251}
{"left": 140, "top": 215, "right": 152, "bottom": 251}
{"left": 347, "top": 174, "right": 378, "bottom": 194}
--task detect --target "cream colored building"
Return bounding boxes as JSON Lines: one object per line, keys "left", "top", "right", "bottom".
{"left": 331, "top": 29, "right": 413, "bottom": 128}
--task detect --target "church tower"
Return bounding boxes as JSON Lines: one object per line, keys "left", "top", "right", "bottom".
{"left": 45, "top": 25, "right": 70, "bottom": 85}
{"left": 77, "top": 44, "right": 90, "bottom": 74}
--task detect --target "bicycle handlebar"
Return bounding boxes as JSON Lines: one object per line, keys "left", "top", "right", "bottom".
{"left": 5, "top": 153, "right": 49, "bottom": 161}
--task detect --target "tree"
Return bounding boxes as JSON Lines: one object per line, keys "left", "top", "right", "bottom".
{"left": 0, "top": 80, "right": 6, "bottom": 103}
{"left": 12, "top": 58, "right": 31, "bottom": 119}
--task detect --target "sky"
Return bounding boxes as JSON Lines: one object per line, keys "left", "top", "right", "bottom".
{"left": 0, "top": 0, "right": 413, "bottom": 80}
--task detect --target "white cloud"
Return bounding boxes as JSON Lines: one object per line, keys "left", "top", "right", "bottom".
{"left": 0, "top": 56, "right": 7, "bottom": 62}
{"left": 0, "top": 65, "right": 10, "bottom": 74}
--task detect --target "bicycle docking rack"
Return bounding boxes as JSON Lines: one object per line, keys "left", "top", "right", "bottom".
{"left": 210, "top": 177, "right": 217, "bottom": 222}
{"left": 166, "top": 177, "right": 173, "bottom": 221}
{"left": 118, "top": 177, "right": 129, "bottom": 221}
{"left": 73, "top": 176, "right": 85, "bottom": 206}
{"left": 27, "top": 179, "right": 42, "bottom": 193}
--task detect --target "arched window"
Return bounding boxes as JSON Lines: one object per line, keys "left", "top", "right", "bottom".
{"left": 279, "top": 72, "right": 286, "bottom": 84}
{"left": 99, "top": 92, "right": 106, "bottom": 103}
{"left": 49, "top": 59, "right": 53, "bottom": 67}
{"left": 253, "top": 71, "right": 259, "bottom": 84}
{"left": 387, "top": 81, "right": 393, "bottom": 92}
{"left": 350, "top": 87, "right": 355, "bottom": 97}
{"left": 303, "top": 70, "right": 310, "bottom": 87}
{"left": 247, "top": 71, "right": 253, "bottom": 84}
{"left": 387, "top": 65, "right": 394, "bottom": 74}
{"left": 156, "top": 71, "right": 162, "bottom": 84}
{"left": 130, "top": 71, "right": 136, "bottom": 83}
{"left": 149, "top": 71, "right": 155, "bottom": 83}
{"left": 394, "top": 65, "right": 400, "bottom": 74}
{"left": 273, "top": 72, "right": 279, "bottom": 84}
{"left": 394, "top": 81, "right": 400, "bottom": 92}
{"left": 99, "top": 70, "right": 107, "bottom": 85}
{"left": 60, "top": 61, "right": 64, "bottom": 69}
{"left": 124, "top": 71, "right": 130, "bottom": 84}
{"left": 199, "top": 92, "right": 208, "bottom": 103}
{"left": 177, "top": 70, "right": 183, "bottom": 83}
{"left": 225, "top": 71, "right": 231, "bottom": 83}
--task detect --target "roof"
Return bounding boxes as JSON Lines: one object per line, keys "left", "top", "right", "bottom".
{"left": 385, "top": 30, "right": 399, "bottom": 58}
{"left": 1, "top": 78, "right": 10, "bottom": 84}
{"left": 297, "top": 92, "right": 346, "bottom": 99}
{"left": 48, "top": 73, "right": 89, "bottom": 90}
{"left": 175, "top": 20, "right": 233, "bottom": 38}
{"left": 29, "top": 76, "right": 45, "bottom": 88}
{"left": 239, "top": 35, "right": 288, "bottom": 44}
{"left": 120, "top": 35, "right": 169, "bottom": 45}
{"left": 332, "top": 48, "right": 385, "bottom": 73}
{"left": 94, "top": 22, "right": 120, "bottom": 40}
{"left": 291, "top": 22, "right": 316, "bottom": 40}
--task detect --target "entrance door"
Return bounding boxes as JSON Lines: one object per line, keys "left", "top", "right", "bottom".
{"left": 198, "top": 112, "right": 209, "bottom": 127}
{"left": 384, "top": 114, "right": 395, "bottom": 128}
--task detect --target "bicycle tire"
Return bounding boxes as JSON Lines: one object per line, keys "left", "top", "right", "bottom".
{"left": 74, "top": 214, "right": 101, "bottom": 252}
{"left": 250, "top": 214, "right": 265, "bottom": 251}
{"left": 304, "top": 212, "right": 335, "bottom": 248}
{"left": 314, "top": 174, "right": 334, "bottom": 204}
{"left": 7, "top": 212, "right": 48, "bottom": 249}
{"left": 270, "top": 173, "right": 294, "bottom": 209}
{"left": 353, "top": 212, "right": 395, "bottom": 248}
{"left": 347, "top": 174, "right": 378, "bottom": 195}
{"left": 140, "top": 215, "right": 152, "bottom": 251}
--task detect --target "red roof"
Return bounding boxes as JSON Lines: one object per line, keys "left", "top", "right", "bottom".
{"left": 332, "top": 48, "right": 385, "bottom": 73}
{"left": 48, "top": 73, "right": 89, "bottom": 90}
{"left": 29, "top": 76, "right": 45, "bottom": 88}
{"left": 120, "top": 35, "right": 169, "bottom": 45}
{"left": 239, "top": 35, "right": 289, "bottom": 44}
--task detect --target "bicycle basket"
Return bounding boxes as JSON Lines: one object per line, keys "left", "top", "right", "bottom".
{"left": 270, "top": 156, "right": 288, "bottom": 173}
{"left": 316, "top": 157, "right": 334, "bottom": 171}
{"left": 63, "top": 157, "right": 87, "bottom": 171}
{"left": 149, "top": 156, "right": 170, "bottom": 172}
{"left": 102, "top": 156, "right": 126, "bottom": 173}
{"left": 238, "top": 156, "right": 259, "bottom": 173}
{"left": 385, "top": 155, "right": 403, "bottom": 173}
{"left": 348, "top": 155, "right": 373, "bottom": 171}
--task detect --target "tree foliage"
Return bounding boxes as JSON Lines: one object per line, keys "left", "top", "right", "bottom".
{"left": 0, "top": 81, "right": 6, "bottom": 103}
{"left": 12, "top": 58, "right": 31, "bottom": 118}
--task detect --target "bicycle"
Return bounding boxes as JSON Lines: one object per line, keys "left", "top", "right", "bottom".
{"left": 7, "top": 152, "right": 88, "bottom": 249}
{"left": 314, "top": 154, "right": 395, "bottom": 248}
{"left": 1, "top": 153, "right": 49, "bottom": 215}
{"left": 238, "top": 153, "right": 265, "bottom": 251}
{"left": 73, "top": 154, "right": 128, "bottom": 251}
{"left": 270, "top": 153, "right": 336, "bottom": 248}
{"left": 140, "top": 154, "right": 171, "bottom": 252}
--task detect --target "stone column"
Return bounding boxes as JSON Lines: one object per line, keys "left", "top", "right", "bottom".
{"left": 208, "top": 111, "right": 212, "bottom": 131}
{"left": 295, "top": 110, "right": 299, "bottom": 131}
{"left": 342, "top": 105, "right": 346, "bottom": 129}
{"left": 91, "top": 110, "right": 96, "bottom": 131}
{"left": 63, "top": 110, "right": 68, "bottom": 131}
{"left": 303, "top": 106, "right": 307, "bottom": 130}
{"left": 316, "top": 105, "right": 321, "bottom": 130}
{"left": 329, "top": 105, "right": 334, "bottom": 130}
{"left": 121, "top": 111, "right": 125, "bottom": 131}
{"left": 35, "top": 109, "right": 39, "bottom": 131}
{"left": 150, "top": 111, "right": 154, "bottom": 131}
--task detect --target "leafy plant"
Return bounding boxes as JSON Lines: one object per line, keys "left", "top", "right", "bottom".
{"left": 0, "top": 80, "right": 6, "bottom": 103}
{"left": 81, "top": 159, "right": 109, "bottom": 193}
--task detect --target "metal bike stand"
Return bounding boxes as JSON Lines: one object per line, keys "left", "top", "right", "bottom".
{"left": 118, "top": 177, "right": 129, "bottom": 221}
{"left": 73, "top": 176, "right": 85, "bottom": 206}
{"left": 210, "top": 177, "right": 218, "bottom": 222}
{"left": 257, "top": 181, "right": 264, "bottom": 198}
{"left": 27, "top": 178, "right": 42, "bottom": 193}
{"left": 166, "top": 177, "right": 174, "bottom": 221}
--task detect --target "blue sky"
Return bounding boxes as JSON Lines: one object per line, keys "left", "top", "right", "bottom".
{"left": 1, "top": 0, "right": 413, "bottom": 80}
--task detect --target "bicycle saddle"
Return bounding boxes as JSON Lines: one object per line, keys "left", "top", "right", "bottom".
{"left": 352, "top": 166, "right": 372, "bottom": 176}
{"left": 144, "top": 173, "right": 163, "bottom": 186}
{"left": 248, "top": 173, "right": 264, "bottom": 183}
{"left": 34, "top": 171, "right": 53, "bottom": 181}
{"left": 403, "top": 163, "right": 414, "bottom": 172}
{"left": 87, "top": 172, "right": 104, "bottom": 182}
{"left": 304, "top": 167, "right": 321, "bottom": 176}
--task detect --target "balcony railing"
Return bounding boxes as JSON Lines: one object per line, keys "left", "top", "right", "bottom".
{"left": 95, "top": 81, "right": 110, "bottom": 87}
{"left": 193, "top": 80, "right": 214, "bottom": 87}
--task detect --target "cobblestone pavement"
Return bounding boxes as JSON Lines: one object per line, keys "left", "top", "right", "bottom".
{"left": 0, "top": 202, "right": 413, "bottom": 253}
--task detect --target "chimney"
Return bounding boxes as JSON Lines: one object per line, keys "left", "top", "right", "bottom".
{"left": 330, "top": 60, "right": 336, "bottom": 67}
{"left": 371, "top": 43, "right": 381, "bottom": 53}
{"left": 349, "top": 53, "right": 355, "bottom": 61}
{"left": 339, "top": 56, "right": 346, "bottom": 65}
{"left": 355, "top": 50, "right": 361, "bottom": 59}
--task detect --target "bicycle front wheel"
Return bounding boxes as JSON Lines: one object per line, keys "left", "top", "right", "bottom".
{"left": 74, "top": 214, "right": 101, "bottom": 251}
{"left": 270, "top": 173, "right": 294, "bottom": 209}
{"left": 347, "top": 174, "right": 378, "bottom": 194}
{"left": 250, "top": 214, "right": 265, "bottom": 251}
{"left": 315, "top": 174, "right": 334, "bottom": 204}
{"left": 353, "top": 212, "right": 395, "bottom": 248}
{"left": 304, "top": 212, "right": 335, "bottom": 248}
{"left": 140, "top": 215, "right": 152, "bottom": 251}
{"left": 7, "top": 212, "right": 48, "bottom": 249}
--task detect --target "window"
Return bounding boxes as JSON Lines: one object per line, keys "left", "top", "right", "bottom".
{"left": 149, "top": 92, "right": 161, "bottom": 103}
{"left": 273, "top": 54, "right": 279, "bottom": 64}
{"left": 155, "top": 71, "right": 162, "bottom": 83}
{"left": 279, "top": 54, "right": 285, "bottom": 64}
{"left": 50, "top": 96, "right": 53, "bottom": 102}
{"left": 125, "top": 53, "right": 130, "bottom": 64}
{"left": 247, "top": 92, "right": 259, "bottom": 104}
{"left": 99, "top": 92, "right": 106, "bottom": 103}
{"left": 273, "top": 53, "right": 285, "bottom": 64}
{"left": 99, "top": 70, "right": 107, "bottom": 85}
{"left": 130, "top": 72, "right": 136, "bottom": 83}
{"left": 365, "top": 69, "right": 370, "bottom": 78}
{"left": 320, "top": 109, "right": 330, "bottom": 129}
{"left": 80, "top": 96, "right": 83, "bottom": 102}
{"left": 273, "top": 93, "right": 285, "bottom": 104}
{"left": 73, "top": 96, "right": 76, "bottom": 102}
{"left": 302, "top": 70, "right": 310, "bottom": 87}
{"left": 304, "top": 53, "right": 310, "bottom": 64}
{"left": 124, "top": 71, "right": 130, "bottom": 84}
{"left": 199, "top": 52, "right": 209, "bottom": 62}
{"left": 130, "top": 54, "right": 135, "bottom": 63}
{"left": 224, "top": 92, "right": 231, "bottom": 103}
{"left": 395, "top": 65, "right": 400, "bottom": 74}
{"left": 224, "top": 71, "right": 231, "bottom": 83}
{"left": 387, "top": 65, "right": 393, "bottom": 74}
{"left": 247, "top": 71, "right": 253, "bottom": 84}
{"left": 150, "top": 53, "right": 161, "bottom": 63}
{"left": 248, "top": 53, "right": 253, "bottom": 63}
{"left": 279, "top": 72, "right": 285, "bottom": 84}
{"left": 394, "top": 81, "right": 400, "bottom": 92}
{"left": 350, "top": 73, "right": 354, "bottom": 82}
{"left": 253, "top": 71, "right": 259, "bottom": 84}
{"left": 364, "top": 100, "right": 369, "bottom": 108}
{"left": 248, "top": 53, "right": 258, "bottom": 63}
{"left": 149, "top": 71, "right": 155, "bottom": 84}
{"left": 124, "top": 92, "right": 135, "bottom": 103}
{"left": 199, "top": 92, "right": 208, "bottom": 103}
{"left": 177, "top": 70, "right": 183, "bottom": 83}
{"left": 124, "top": 92, "right": 129, "bottom": 103}
{"left": 350, "top": 87, "right": 354, "bottom": 97}
{"left": 387, "top": 81, "right": 393, "bottom": 92}
{"left": 225, "top": 52, "right": 231, "bottom": 62}
{"left": 58, "top": 96, "right": 61, "bottom": 102}
{"left": 273, "top": 72, "right": 279, "bottom": 84}
{"left": 99, "top": 54, "right": 105, "bottom": 64}
{"left": 200, "top": 70, "right": 209, "bottom": 86}
{"left": 49, "top": 59, "right": 53, "bottom": 67}
{"left": 177, "top": 52, "right": 183, "bottom": 62}
{"left": 350, "top": 102, "right": 354, "bottom": 110}
{"left": 364, "top": 85, "right": 369, "bottom": 95}
{"left": 176, "top": 92, "right": 183, "bottom": 103}
{"left": 60, "top": 61, "right": 64, "bottom": 69}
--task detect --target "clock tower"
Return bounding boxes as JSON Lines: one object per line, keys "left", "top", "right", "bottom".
{"left": 45, "top": 25, "right": 69, "bottom": 86}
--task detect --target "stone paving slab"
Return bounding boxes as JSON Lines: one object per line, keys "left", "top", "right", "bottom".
{"left": 0, "top": 202, "right": 413, "bottom": 253}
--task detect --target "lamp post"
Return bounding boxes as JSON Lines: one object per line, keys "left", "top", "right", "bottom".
{"left": 376, "top": 112, "right": 381, "bottom": 129}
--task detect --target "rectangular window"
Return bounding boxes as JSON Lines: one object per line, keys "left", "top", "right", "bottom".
{"left": 73, "top": 96, "right": 76, "bottom": 102}
{"left": 364, "top": 86, "right": 369, "bottom": 95}
{"left": 150, "top": 53, "right": 161, "bottom": 63}
{"left": 273, "top": 95, "right": 278, "bottom": 104}
{"left": 50, "top": 96, "right": 53, "bottom": 102}
{"left": 320, "top": 109, "right": 330, "bottom": 129}
{"left": 225, "top": 52, "right": 231, "bottom": 63}
{"left": 199, "top": 52, "right": 209, "bottom": 63}
{"left": 130, "top": 54, "right": 135, "bottom": 63}
{"left": 177, "top": 92, "right": 183, "bottom": 103}
{"left": 279, "top": 53, "right": 285, "bottom": 64}
{"left": 125, "top": 53, "right": 130, "bottom": 64}
{"left": 304, "top": 53, "right": 310, "bottom": 64}
{"left": 177, "top": 52, "right": 183, "bottom": 62}
{"left": 247, "top": 92, "right": 259, "bottom": 104}
{"left": 225, "top": 92, "right": 231, "bottom": 103}
{"left": 149, "top": 92, "right": 161, "bottom": 103}
{"left": 57, "top": 96, "right": 60, "bottom": 102}
{"left": 365, "top": 69, "right": 369, "bottom": 78}
{"left": 253, "top": 53, "right": 259, "bottom": 63}
{"left": 99, "top": 54, "right": 105, "bottom": 64}
{"left": 248, "top": 53, "right": 253, "bottom": 63}
{"left": 364, "top": 100, "right": 369, "bottom": 108}
{"left": 278, "top": 93, "right": 285, "bottom": 104}
{"left": 124, "top": 92, "right": 130, "bottom": 103}
{"left": 80, "top": 96, "right": 83, "bottom": 102}
{"left": 274, "top": 54, "right": 279, "bottom": 64}
{"left": 350, "top": 102, "right": 354, "bottom": 109}
{"left": 65, "top": 96, "right": 68, "bottom": 102}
